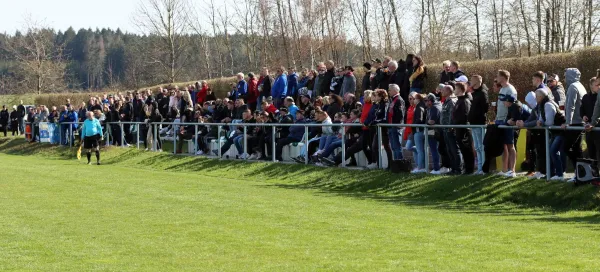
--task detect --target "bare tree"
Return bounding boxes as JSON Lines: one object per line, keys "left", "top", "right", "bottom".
{"left": 134, "top": 0, "right": 191, "bottom": 83}
{"left": 3, "top": 18, "right": 67, "bottom": 94}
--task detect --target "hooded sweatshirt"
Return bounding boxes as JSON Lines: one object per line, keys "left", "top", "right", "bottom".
{"left": 564, "top": 68, "right": 587, "bottom": 125}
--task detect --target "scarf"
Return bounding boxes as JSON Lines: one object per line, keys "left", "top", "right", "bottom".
{"left": 409, "top": 65, "right": 425, "bottom": 85}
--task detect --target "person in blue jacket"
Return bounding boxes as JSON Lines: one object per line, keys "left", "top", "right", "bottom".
{"left": 272, "top": 66, "right": 288, "bottom": 108}
{"left": 234, "top": 73, "right": 248, "bottom": 101}
{"left": 275, "top": 109, "right": 308, "bottom": 161}
{"left": 80, "top": 111, "right": 103, "bottom": 165}
{"left": 287, "top": 68, "right": 298, "bottom": 101}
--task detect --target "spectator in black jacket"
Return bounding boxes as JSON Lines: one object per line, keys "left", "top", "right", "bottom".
{"left": 361, "top": 62, "right": 372, "bottom": 93}
{"left": 502, "top": 94, "right": 527, "bottom": 178}
{"left": 120, "top": 97, "right": 134, "bottom": 145}
{"left": 581, "top": 76, "right": 598, "bottom": 161}
{"left": 453, "top": 82, "right": 474, "bottom": 174}
{"left": 0, "top": 105, "right": 8, "bottom": 137}
{"left": 319, "top": 60, "right": 336, "bottom": 96}
{"left": 10, "top": 106, "right": 19, "bottom": 136}
{"left": 366, "top": 89, "right": 392, "bottom": 169}
{"left": 440, "top": 60, "right": 453, "bottom": 84}
{"left": 408, "top": 55, "right": 427, "bottom": 94}
{"left": 468, "top": 75, "right": 489, "bottom": 174}
{"left": 387, "top": 84, "right": 406, "bottom": 161}
{"left": 17, "top": 101, "right": 26, "bottom": 134}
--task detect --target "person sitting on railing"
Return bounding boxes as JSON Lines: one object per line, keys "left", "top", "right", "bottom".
{"left": 275, "top": 110, "right": 309, "bottom": 162}
{"left": 517, "top": 88, "right": 567, "bottom": 181}
{"left": 275, "top": 107, "right": 293, "bottom": 141}
{"left": 501, "top": 94, "right": 531, "bottom": 178}
{"left": 214, "top": 109, "right": 256, "bottom": 159}
{"left": 245, "top": 112, "right": 270, "bottom": 160}
{"left": 175, "top": 110, "right": 195, "bottom": 154}
{"left": 321, "top": 110, "right": 362, "bottom": 167}
{"left": 312, "top": 111, "right": 336, "bottom": 162}
{"left": 258, "top": 111, "right": 277, "bottom": 161}
{"left": 316, "top": 112, "right": 351, "bottom": 165}
{"left": 194, "top": 117, "right": 216, "bottom": 156}
{"left": 234, "top": 109, "right": 258, "bottom": 159}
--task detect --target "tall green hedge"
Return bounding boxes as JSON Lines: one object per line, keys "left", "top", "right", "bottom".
{"left": 34, "top": 47, "right": 600, "bottom": 107}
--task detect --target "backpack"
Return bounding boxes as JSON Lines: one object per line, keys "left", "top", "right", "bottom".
{"left": 520, "top": 103, "right": 532, "bottom": 121}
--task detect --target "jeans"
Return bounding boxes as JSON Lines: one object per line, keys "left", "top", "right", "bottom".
{"left": 300, "top": 137, "right": 321, "bottom": 157}
{"left": 550, "top": 135, "right": 565, "bottom": 177}
{"left": 388, "top": 127, "right": 403, "bottom": 160}
{"left": 322, "top": 139, "right": 342, "bottom": 158}
{"left": 414, "top": 132, "right": 425, "bottom": 169}
{"left": 443, "top": 129, "right": 462, "bottom": 173}
{"left": 428, "top": 137, "right": 440, "bottom": 171}
{"left": 405, "top": 137, "right": 417, "bottom": 163}
{"left": 233, "top": 134, "right": 245, "bottom": 154}
{"left": 319, "top": 135, "right": 337, "bottom": 151}
{"left": 471, "top": 127, "right": 485, "bottom": 172}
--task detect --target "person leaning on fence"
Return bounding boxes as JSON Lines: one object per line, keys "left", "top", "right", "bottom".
{"left": 581, "top": 75, "right": 598, "bottom": 162}
{"left": 584, "top": 75, "right": 600, "bottom": 167}
{"left": 562, "top": 68, "right": 587, "bottom": 182}
{"left": 439, "top": 85, "right": 461, "bottom": 175}
{"left": 80, "top": 111, "right": 103, "bottom": 165}
{"left": 501, "top": 93, "right": 530, "bottom": 178}
{"left": 518, "top": 88, "right": 567, "bottom": 181}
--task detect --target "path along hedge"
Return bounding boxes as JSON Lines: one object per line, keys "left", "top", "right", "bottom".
{"left": 34, "top": 47, "right": 600, "bottom": 107}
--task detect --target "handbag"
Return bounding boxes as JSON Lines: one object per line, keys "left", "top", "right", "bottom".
{"left": 390, "top": 159, "right": 413, "bottom": 173}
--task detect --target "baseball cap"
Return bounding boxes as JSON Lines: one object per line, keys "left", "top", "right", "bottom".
{"left": 500, "top": 94, "right": 517, "bottom": 103}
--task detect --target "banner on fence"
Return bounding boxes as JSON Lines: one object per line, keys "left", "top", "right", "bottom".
{"left": 39, "top": 122, "right": 50, "bottom": 143}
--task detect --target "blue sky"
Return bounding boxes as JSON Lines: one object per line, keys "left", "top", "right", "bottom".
{"left": 1, "top": 0, "right": 139, "bottom": 33}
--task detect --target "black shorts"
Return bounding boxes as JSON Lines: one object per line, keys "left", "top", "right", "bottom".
{"left": 83, "top": 134, "right": 101, "bottom": 149}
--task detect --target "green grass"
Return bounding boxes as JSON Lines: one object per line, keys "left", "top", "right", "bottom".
{"left": 1, "top": 137, "right": 600, "bottom": 271}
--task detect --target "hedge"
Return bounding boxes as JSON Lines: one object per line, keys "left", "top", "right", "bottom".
{"left": 34, "top": 47, "right": 600, "bottom": 108}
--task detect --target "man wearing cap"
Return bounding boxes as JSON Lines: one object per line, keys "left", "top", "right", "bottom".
{"left": 298, "top": 94, "right": 314, "bottom": 119}
{"left": 502, "top": 93, "right": 529, "bottom": 178}
{"left": 0, "top": 105, "right": 8, "bottom": 137}
{"left": 284, "top": 97, "right": 299, "bottom": 121}
{"left": 547, "top": 73, "right": 566, "bottom": 105}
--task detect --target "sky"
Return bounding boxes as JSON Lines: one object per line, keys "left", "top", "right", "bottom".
{"left": 0, "top": 0, "right": 139, "bottom": 34}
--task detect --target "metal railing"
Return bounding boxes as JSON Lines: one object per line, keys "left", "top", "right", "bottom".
{"left": 24, "top": 120, "right": 600, "bottom": 181}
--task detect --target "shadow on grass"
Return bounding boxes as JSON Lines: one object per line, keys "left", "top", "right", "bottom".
{"left": 2, "top": 137, "right": 600, "bottom": 227}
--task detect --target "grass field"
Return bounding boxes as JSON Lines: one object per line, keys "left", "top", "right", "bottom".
{"left": 1, "top": 138, "right": 600, "bottom": 271}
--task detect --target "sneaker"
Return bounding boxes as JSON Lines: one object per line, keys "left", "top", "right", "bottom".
{"left": 240, "top": 153, "right": 249, "bottom": 160}
{"left": 525, "top": 172, "right": 535, "bottom": 177}
{"left": 158, "top": 149, "right": 163, "bottom": 152}
{"left": 529, "top": 172, "right": 545, "bottom": 179}
{"left": 315, "top": 162, "right": 324, "bottom": 167}
{"left": 550, "top": 176, "right": 564, "bottom": 181}
{"left": 504, "top": 171, "right": 516, "bottom": 178}
{"left": 410, "top": 169, "right": 422, "bottom": 174}
{"left": 566, "top": 177, "right": 576, "bottom": 183}
{"left": 195, "top": 150, "right": 204, "bottom": 155}
{"left": 97, "top": 161, "right": 101, "bottom": 165}
{"left": 87, "top": 161, "right": 91, "bottom": 165}
{"left": 291, "top": 156, "right": 305, "bottom": 164}
{"left": 366, "top": 163, "right": 378, "bottom": 170}
{"left": 321, "top": 157, "right": 336, "bottom": 166}
{"left": 496, "top": 171, "right": 506, "bottom": 176}
{"left": 248, "top": 153, "right": 257, "bottom": 160}
{"left": 440, "top": 167, "right": 450, "bottom": 174}
{"left": 430, "top": 170, "right": 442, "bottom": 175}
{"left": 144, "top": 148, "right": 149, "bottom": 151}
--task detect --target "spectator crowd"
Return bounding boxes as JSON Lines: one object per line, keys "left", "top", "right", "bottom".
{"left": 4, "top": 56, "right": 600, "bottom": 182}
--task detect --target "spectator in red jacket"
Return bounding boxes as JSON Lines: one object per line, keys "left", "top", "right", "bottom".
{"left": 196, "top": 81, "right": 210, "bottom": 105}
{"left": 247, "top": 72, "right": 259, "bottom": 112}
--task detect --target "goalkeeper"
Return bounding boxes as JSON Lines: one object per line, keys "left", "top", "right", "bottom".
{"left": 81, "top": 111, "right": 103, "bottom": 165}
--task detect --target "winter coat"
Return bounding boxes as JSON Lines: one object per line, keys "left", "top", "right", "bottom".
{"left": 581, "top": 92, "right": 597, "bottom": 125}
{"left": 362, "top": 71, "right": 371, "bottom": 92}
{"left": 247, "top": 78, "right": 259, "bottom": 104}
{"left": 340, "top": 72, "right": 357, "bottom": 96}
{"left": 564, "top": 68, "right": 587, "bottom": 125}
{"left": 287, "top": 72, "right": 299, "bottom": 97}
{"left": 272, "top": 74, "right": 288, "bottom": 99}
{"left": 468, "top": 84, "right": 490, "bottom": 125}
{"left": 320, "top": 68, "right": 335, "bottom": 95}
{"left": 452, "top": 95, "right": 471, "bottom": 125}
{"left": 412, "top": 100, "right": 427, "bottom": 132}
{"left": 258, "top": 75, "right": 273, "bottom": 97}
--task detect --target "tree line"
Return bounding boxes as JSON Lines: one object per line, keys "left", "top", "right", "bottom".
{"left": 0, "top": 0, "right": 598, "bottom": 95}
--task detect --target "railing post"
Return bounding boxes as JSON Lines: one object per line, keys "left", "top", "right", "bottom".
{"left": 105, "top": 122, "right": 110, "bottom": 147}
{"left": 194, "top": 124, "right": 198, "bottom": 155}
{"left": 69, "top": 125, "right": 73, "bottom": 148}
{"left": 377, "top": 125, "right": 383, "bottom": 169}
{"left": 271, "top": 124, "right": 276, "bottom": 162}
{"left": 217, "top": 126, "right": 222, "bottom": 158}
{"left": 173, "top": 126, "right": 176, "bottom": 154}
{"left": 341, "top": 125, "right": 346, "bottom": 168}
{"left": 304, "top": 126, "right": 309, "bottom": 165}
{"left": 58, "top": 123, "right": 62, "bottom": 145}
{"left": 120, "top": 123, "right": 124, "bottom": 147}
{"left": 424, "top": 126, "right": 429, "bottom": 172}
{"left": 153, "top": 124, "right": 158, "bottom": 151}
{"left": 243, "top": 125, "right": 248, "bottom": 159}
{"left": 136, "top": 123, "right": 140, "bottom": 150}
{"left": 545, "top": 127, "right": 551, "bottom": 181}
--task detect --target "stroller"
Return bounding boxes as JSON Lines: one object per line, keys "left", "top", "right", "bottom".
{"left": 574, "top": 158, "right": 600, "bottom": 186}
